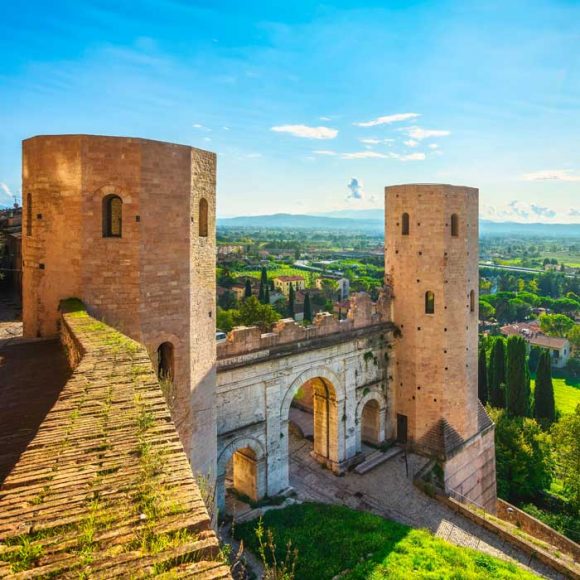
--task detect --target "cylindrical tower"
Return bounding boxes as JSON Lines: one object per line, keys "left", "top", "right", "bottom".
{"left": 385, "top": 184, "right": 479, "bottom": 455}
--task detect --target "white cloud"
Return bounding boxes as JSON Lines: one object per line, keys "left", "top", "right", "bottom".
{"left": 271, "top": 124, "right": 338, "bottom": 139}
{"left": 347, "top": 177, "right": 365, "bottom": 200}
{"left": 568, "top": 208, "right": 580, "bottom": 217}
{"left": 312, "top": 150, "right": 337, "bottom": 156}
{"left": 359, "top": 138, "right": 381, "bottom": 145}
{"left": 192, "top": 123, "right": 211, "bottom": 131}
{"left": 342, "top": 151, "right": 390, "bottom": 159}
{"left": 404, "top": 126, "right": 450, "bottom": 140}
{"left": 319, "top": 116, "right": 331, "bottom": 121}
{"left": 428, "top": 143, "right": 439, "bottom": 149}
{"left": 404, "top": 139, "right": 418, "bottom": 147}
{"left": 354, "top": 112, "right": 420, "bottom": 127}
{"left": 522, "top": 169, "right": 580, "bottom": 182}
{"left": 390, "top": 152, "right": 426, "bottom": 161}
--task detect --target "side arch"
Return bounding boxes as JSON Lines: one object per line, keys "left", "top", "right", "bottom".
{"left": 356, "top": 389, "right": 387, "bottom": 452}
{"left": 216, "top": 436, "right": 267, "bottom": 510}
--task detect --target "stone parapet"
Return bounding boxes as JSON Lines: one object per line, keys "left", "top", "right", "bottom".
{"left": 0, "top": 300, "right": 230, "bottom": 579}
{"left": 217, "top": 291, "right": 391, "bottom": 362}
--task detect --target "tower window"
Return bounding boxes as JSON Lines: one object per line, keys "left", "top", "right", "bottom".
{"left": 157, "top": 342, "right": 174, "bottom": 381}
{"left": 451, "top": 213, "right": 459, "bottom": 237}
{"left": 199, "top": 197, "right": 208, "bottom": 237}
{"left": 470, "top": 290, "right": 475, "bottom": 313}
{"left": 103, "top": 195, "right": 123, "bottom": 238}
{"left": 26, "top": 193, "right": 32, "bottom": 237}
{"left": 402, "top": 212, "right": 410, "bottom": 236}
{"left": 425, "top": 291, "right": 435, "bottom": 314}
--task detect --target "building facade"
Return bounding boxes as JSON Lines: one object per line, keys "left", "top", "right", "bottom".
{"left": 22, "top": 134, "right": 217, "bottom": 477}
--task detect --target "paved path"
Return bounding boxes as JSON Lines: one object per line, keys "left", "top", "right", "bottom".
{"left": 288, "top": 431, "right": 563, "bottom": 580}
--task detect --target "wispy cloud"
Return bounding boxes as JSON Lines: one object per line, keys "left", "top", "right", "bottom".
{"left": 391, "top": 152, "right": 426, "bottom": 161}
{"left": 482, "top": 201, "right": 564, "bottom": 222}
{"left": 341, "top": 151, "right": 425, "bottom": 161}
{"left": 568, "top": 208, "right": 580, "bottom": 217}
{"left": 193, "top": 123, "right": 211, "bottom": 131}
{"left": 342, "top": 151, "right": 389, "bottom": 159}
{"left": 312, "top": 150, "right": 337, "bottom": 155}
{"left": 0, "top": 182, "right": 17, "bottom": 202}
{"left": 319, "top": 116, "right": 331, "bottom": 121}
{"left": 271, "top": 124, "right": 338, "bottom": 139}
{"left": 522, "top": 169, "right": 580, "bottom": 182}
{"left": 403, "top": 126, "right": 450, "bottom": 140}
{"left": 347, "top": 177, "right": 365, "bottom": 199}
{"left": 359, "top": 138, "right": 394, "bottom": 145}
{"left": 354, "top": 113, "right": 420, "bottom": 127}
{"left": 404, "top": 139, "right": 418, "bottom": 147}
{"left": 428, "top": 143, "right": 439, "bottom": 149}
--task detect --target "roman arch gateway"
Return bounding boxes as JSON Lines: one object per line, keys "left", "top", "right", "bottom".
{"left": 215, "top": 300, "right": 394, "bottom": 509}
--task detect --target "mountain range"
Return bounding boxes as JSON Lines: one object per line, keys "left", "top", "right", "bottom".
{"left": 217, "top": 210, "right": 579, "bottom": 237}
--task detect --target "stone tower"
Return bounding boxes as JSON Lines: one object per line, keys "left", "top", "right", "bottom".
{"left": 385, "top": 184, "right": 496, "bottom": 510}
{"left": 22, "top": 135, "right": 217, "bottom": 478}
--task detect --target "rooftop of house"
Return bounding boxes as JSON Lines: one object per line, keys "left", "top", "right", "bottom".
{"left": 500, "top": 322, "right": 569, "bottom": 351}
{"left": 0, "top": 301, "right": 230, "bottom": 578}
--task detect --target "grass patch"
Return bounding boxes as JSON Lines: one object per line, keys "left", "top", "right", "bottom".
{"left": 530, "top": 376, "right": 580, "bottom": 415}
{"left": 235, "top": 503, "right": 538, "bottom": 579}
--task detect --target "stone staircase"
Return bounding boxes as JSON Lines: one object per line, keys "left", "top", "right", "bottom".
{"left": 354, "top": 445, "right": 403, "bottom": 475}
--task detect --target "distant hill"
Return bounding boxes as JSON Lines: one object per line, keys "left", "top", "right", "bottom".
{"left": 218, "top": 212, "right": 579, "bottom": 237}
{"left": 217, "top": 213, "right": 384, "bottom": 232}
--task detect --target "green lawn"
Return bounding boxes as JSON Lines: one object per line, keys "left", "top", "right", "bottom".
{"left": 530, "top": 376, "right": 580, "bottom": 415}
{"left": 231, "top": 266, "right": 309, "bottom": 280}
{"left": 235, "top": 503, "right": 538, "bottom": 580}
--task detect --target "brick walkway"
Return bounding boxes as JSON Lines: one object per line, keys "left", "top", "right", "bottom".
{"left": 288, "top": 430, "right": 563, "bottom": 579}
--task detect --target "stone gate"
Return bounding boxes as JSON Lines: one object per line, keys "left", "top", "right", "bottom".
{"left": 215, "top": 293, "right": 395, "bottom": 509}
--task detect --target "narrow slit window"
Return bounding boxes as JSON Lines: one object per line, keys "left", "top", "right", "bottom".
{"left": 103, "top": 195, "right": 123, "bottom": 238}
{"left": 402, "top": 212, "right": 410, "bottom": 236}
{"left": 425, "top": 291, "right": 435, "bottom": 314}
{"left": 451, "top": 213, "right": 459, "bottom": 237}
{"left": 199, "top": 197, "right": 208, "bottom": 237}
{"left": 26, "top": 193, "right": 32, "bottom": 237}
{"left": 470, "top": 290, "right": 475, "bottom": 313}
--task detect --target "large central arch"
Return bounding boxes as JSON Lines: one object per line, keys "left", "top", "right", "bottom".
{"left": 282, "top": 366, "right": 347, "bottom": 475}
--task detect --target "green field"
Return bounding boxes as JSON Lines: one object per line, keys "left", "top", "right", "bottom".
{"left": 531, "top": 376, "right": 580, "bottom": 415}
{"left": 235, "top": 503, "right": 538, "bottom": 580}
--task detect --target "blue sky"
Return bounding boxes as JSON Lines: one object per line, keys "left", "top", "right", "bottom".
{"left": 1, "top": 0, "right": 579, "bottom": 221}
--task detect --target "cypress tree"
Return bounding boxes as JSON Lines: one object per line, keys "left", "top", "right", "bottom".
{"left": 488, "top": 337, "right": 506, "bottom": 408}
{"left": 478, "top": 345, "right": 488, "bottom": 404}
{"left": 304, "top": 292, "right": 312, "bottom": 323}
{"left": 265, "top": 284, "right": 270, "bottom": 304}
{"left": 288, "top": 283, "right": 295, "bottom": 319}
{"left": 259, "top": 267, "right": 268, "bottom": 304}
{"left": 533, "top": 349, "right": 556, "bottom": 426}
{"left": 506, "top": 335, "right": 531, "bottom": 417}
{"left": 244, "top": 279, "right": 252, "bottom": 299}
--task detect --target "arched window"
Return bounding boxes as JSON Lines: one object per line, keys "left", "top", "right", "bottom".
{"left": 199, "top": 197, "right": 208, "bottom": 237}
{"left": 26, "top": 193, "right": 32, "bottom": 237}
{"left": 157, "top": 342, "right": 174, "bottom": 380}
{"left": 401, "top": 212, "right": 410, "bottom": 236}
{"left": 470, "top": 290, "right": 475, "bottom": 313}
{"left": 425, "top": 291, "right": 435, "bottom": 314}
{"left": 451, "top": 213, "right": 459, "bottom": 237}
{"left": 103, "top": 195, "right": 123, "bottom": 238}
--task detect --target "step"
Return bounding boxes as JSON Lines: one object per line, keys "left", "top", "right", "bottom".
{"left": 354, "top": 446, "right": 403, "bottom": 475}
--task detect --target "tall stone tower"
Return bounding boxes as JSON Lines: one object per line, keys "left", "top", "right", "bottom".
{"left": 385, "top": 184, "right": 496, "bottom": 510}
{"left": 22, "top": 135, "right": 217, "bottom": 478}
